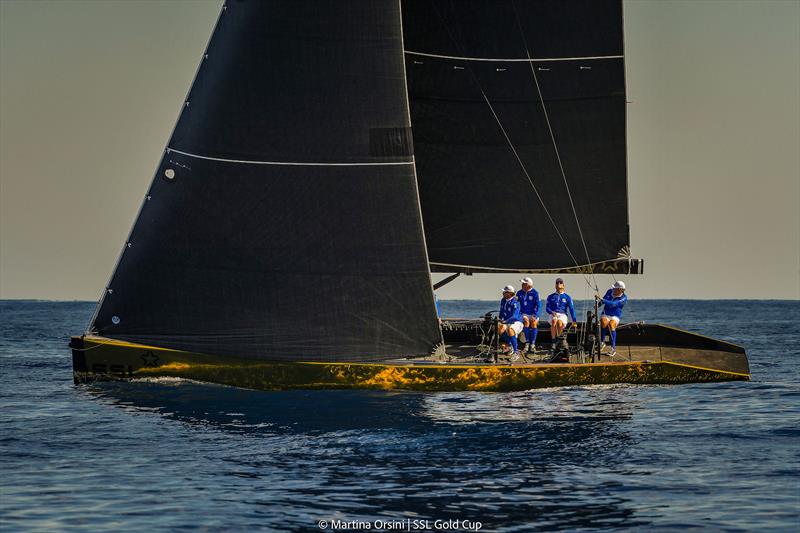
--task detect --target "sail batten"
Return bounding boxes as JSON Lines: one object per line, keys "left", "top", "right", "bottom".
{"left": 166, "top": 148, "right": 415, "bottom": 167}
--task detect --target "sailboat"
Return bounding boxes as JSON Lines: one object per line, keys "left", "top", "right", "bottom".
{"left": 70, "top": 0, "right": 749, "bottom": 391}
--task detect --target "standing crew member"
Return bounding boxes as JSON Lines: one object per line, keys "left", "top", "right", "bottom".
{"left": 516, "top": 277, "right": 540, "bottom": 353}
{"left": 597, "top": 280, "right": 628, "bottom": 356}
{"left": 546, "top": 278, "right": 577, "bottom": 353}
{"left": 498, "top": 285, "right": 523, "bottom": 359}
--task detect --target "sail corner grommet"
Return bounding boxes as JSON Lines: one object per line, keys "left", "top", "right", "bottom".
{"left": 164, "top": 169, "right": 176, "bottom": 180}
{"left": 111, "top": 316, "right": 120, "bottom": 325}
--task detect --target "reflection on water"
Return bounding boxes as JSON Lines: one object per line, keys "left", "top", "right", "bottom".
{"left": 90, "top": 378, "right": 639, "bottom": 430}
{"left": 419, "top": 386, "right": 638, "bottom": 423}
{"left": 84, "top": 379, "right": 648, "bottom": 531}
{"left": 4, "top": 300, "right": 798, "bottom": 532}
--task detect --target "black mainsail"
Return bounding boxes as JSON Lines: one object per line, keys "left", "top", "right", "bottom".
{"left": 89, "top": 0, "right": 442, "bottom": 362}
{"left": 403, "top": 0, "right": 640, "bottom": 274}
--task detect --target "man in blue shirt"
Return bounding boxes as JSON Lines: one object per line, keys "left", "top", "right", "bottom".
{"left": 516, "top": 277, "right": 539, "bottom": 353}
{"left": 596, "top": 280, "right": 628, "bottom": 356}
{"left": 498, "top": 285, "right": 523, "bottom": 359}
{"left": 546, "top": 278, "right": 577, "bottom": 353}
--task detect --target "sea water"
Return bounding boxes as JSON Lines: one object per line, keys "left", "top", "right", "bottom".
{"left": 1, "top": 300, "right": 798, "bottom": 532}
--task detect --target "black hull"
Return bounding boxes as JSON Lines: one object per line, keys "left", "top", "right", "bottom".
{"left": 70, "top": 321, "right": 748, "bottom": 391}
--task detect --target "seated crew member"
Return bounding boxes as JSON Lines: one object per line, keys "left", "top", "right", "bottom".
{"left": 546, "top": 278, "right": 577, "bottom": 353}
{"left": 498, "top": 285, "right": 523, "bottom": 359}
{"left": 596, "top": 280, "right": 628, "bottom": 357}
{"left": 516, "top": 277, "right": 540, "bottom": 353}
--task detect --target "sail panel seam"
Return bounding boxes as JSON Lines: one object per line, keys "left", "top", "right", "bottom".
{"left": 166, "top": 148, "right": 415, "bottom": 167}
{"left": 404, "top": 51, "right": 623, "bottom": 62}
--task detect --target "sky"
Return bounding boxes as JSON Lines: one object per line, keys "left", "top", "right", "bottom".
{"left": 1, "top": 0, "right": 798, "bottom": 301}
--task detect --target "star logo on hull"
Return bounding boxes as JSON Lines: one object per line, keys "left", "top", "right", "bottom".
{"left": 141, "top": 351, "right": 160, "bottom": 367}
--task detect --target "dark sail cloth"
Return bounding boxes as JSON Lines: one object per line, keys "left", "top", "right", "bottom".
{"left": 89, "top": 0, "right": 442, "bottom": 362}
{"left": 403, "top": 0, "right": 631, "bottom": 272}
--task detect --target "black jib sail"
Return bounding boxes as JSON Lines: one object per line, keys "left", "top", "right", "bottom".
{"left": 89, "top": 0, "right": 443, "bottom": 362}
{"left": 403, "top": 0, "right": 642, "bottom": 274}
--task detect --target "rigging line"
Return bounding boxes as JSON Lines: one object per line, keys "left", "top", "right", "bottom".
{"left": 511, "top": 0, "right": 600, "bottom": 294}
{"left": 429, "top": 2, "right": 586, "bottom": 275}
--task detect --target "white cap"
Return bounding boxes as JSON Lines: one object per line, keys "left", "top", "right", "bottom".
{"left": 613, "top": 281, "right": 626, "bottom": 290}
{"left": 502, "top": 285, "right": 515, "bottom": 293}
{"left": 520, "top": 277, "right": 533, "bottom": 285}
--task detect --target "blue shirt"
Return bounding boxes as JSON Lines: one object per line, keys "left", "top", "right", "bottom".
{"left": 600, "top": 289, "right": 627, "bottom": 318}
{"left": 516, "top": 288, "right": 539, "bottom": 317}
{"left": 546, "top": 292, "right": 576, "bottom": 322}
{"left": 434, "top": 294, "right": 441, "bottom": 318}
{"left": 499, "top": 297, "right": 522, "bottom": 324}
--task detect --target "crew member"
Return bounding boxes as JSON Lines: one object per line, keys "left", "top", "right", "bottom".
{"left": 498, "top": 285, "right": 523, "bottom": 358}
{"left": 546, "top": 278, "right": 577, "bottom": 352}
{"left": 516, "top": 277, "right": 539, "bottom": 353}
{"left": 597, "top": 280, "right": 628, "bottom": 356}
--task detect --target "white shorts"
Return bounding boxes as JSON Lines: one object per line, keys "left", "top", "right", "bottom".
{"left": 551, "top": 313, "right": 569, "bottom": 326}
{"left": 502, "top": 321, "right": 523, "bottom": 335}
{"left": 601, "top": 315, "right": 620, "bottom": 326}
